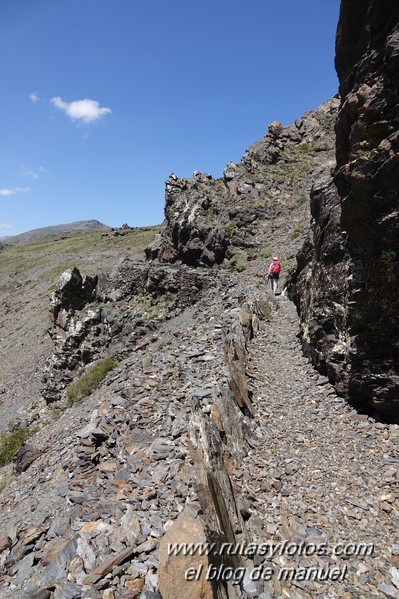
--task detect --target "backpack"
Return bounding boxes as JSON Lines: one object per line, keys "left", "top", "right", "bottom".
{"left": 271, "top": 260, "right": 281, "bottom": 274}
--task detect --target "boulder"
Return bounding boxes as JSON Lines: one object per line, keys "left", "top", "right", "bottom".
{"left": 158, "top": 512, "right": 214, "bottom": 599}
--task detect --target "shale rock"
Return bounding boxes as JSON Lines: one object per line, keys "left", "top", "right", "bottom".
{"left": 0, "top": 260, "right": 273, "bottom": 598}
{"left": 158, "top": 512, "right": 214, "bottom": 599}
{"left": 42, "top": 268, "right": 111, "bottom": 404}
{"left": 13, "top": 443, "right": 40, "bottom": 474}
{"left": 291, "top": 0, "right": 399, "bottom": 421}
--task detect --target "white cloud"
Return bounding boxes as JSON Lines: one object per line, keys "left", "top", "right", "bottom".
{"left": 0, "top": 223, "right": 12, "bottom": 229}
{"left": 21, "top": 165, "right": 45, "bottom": 179}
{"left": 30, "top": 91, "right": 39, "bottom": 103}
{"left": 0, "top": 187, "right": 31, "bottom": 197}
{"left": 22, "top": 168, "right": 39, "bottom": 179}
{"left": 50, "top": 96, "right": 112, "bottom": 123}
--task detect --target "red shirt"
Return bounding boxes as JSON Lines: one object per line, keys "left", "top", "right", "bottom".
{"left": 268, "top": 260, "right": 281, "bottom": 276}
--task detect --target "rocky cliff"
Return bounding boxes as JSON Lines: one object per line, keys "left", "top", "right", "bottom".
{"left": 146, "top": 98, "right": 338, "bottom": 270}
{"left": 291, "top": 1, "right": 399, "bottom": 421}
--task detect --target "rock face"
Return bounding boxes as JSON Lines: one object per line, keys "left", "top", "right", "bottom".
{"left": 292, "top": 1, "right": 399, "bottom": 421}
{"left": 42, "top": 267, "right": 106, "bottom": 404}
{"left": 146, "top": 99, "right": 338, "bottom": 268}
{"left": 42, "top": 263, "right": 217, "bottom": 404}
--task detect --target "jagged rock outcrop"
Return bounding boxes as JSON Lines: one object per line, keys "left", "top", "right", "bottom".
{"left": 146, "top": 99, "right": 338, "bottom": 269}
{"left": 42, "top": 268, "right": 110, "bottom": 404}
{"left": 146, "top": 173, "right": 230, "bottom": 266}
{"left": 157, "top": 294, "right": 272, "bottom": 599}
{"left": 41, "top": 263, "right": 219, "bottom": 404}
{"left": 116, "top": 259, "right": 215, "bottom": 308}
{"left": 291, "top": 1, "right": 399, "bottom": 420}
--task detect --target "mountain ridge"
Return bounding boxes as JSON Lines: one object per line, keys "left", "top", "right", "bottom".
{"left": 0, "top": 219, "right": 110, "bottom": 244}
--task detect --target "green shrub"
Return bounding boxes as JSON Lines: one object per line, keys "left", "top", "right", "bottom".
{"left": 298, "top": 143, "right": 310, "bottom": 154}
{"left": 260, "top": 248, "right": 272, "bottom": 258}
{"left": 224, "top": 225, "right": 235, "bottom": 239}
{"left": 228, "top": 251, "right": 248, "bottom": 272}
{"left": 67, "top": 357, "right": 117, "bottom": 402}
{"left": 237, "top": 225, "right": 254, "bottom": 235}
{"left": 290, "top": 227, "right": 303, "bottom": 240}
{"left": 0, "top": 428, "right": 30, "bottom": 467}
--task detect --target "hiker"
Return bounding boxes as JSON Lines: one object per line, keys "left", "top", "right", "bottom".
{"left": 267, "top": 256, "right": 281, "bottom": 294}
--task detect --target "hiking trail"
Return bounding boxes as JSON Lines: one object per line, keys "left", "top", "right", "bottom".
{"left": 237, "top": 293, "right": 399, "bottom": 598}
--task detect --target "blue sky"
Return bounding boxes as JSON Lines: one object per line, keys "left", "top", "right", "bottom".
{"left": 1, "top": 0, "right": 340, "bottom": 236}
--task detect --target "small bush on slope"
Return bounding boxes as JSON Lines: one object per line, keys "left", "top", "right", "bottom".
{"left": 67, "top": 357, "right": 117, "bottom": 402}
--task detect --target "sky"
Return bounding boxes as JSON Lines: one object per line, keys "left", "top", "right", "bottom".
{"left": 1, "top": 0, "right": 341, "bottom": 236}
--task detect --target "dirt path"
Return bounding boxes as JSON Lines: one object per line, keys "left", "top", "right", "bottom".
{"left": 238, "top": 294, "right": 399, "bottom": 598}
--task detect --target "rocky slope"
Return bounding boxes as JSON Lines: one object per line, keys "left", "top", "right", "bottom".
{"left": 291, "top": 1, "right": 399, "bottom": 421}
{"left": 1, "top": 261, "right": 399, "bottom": 599}
{"left": 0, "top": 96, "right": 340, "bottom": 599}
{"left": 0, "top": 227, "right": 157, "bottom": 435}
{"left": 3, "top": 3, "right": 399, "bottom": 595}
{"left": 0, "top": 256, "right": 268, "bottom": 598}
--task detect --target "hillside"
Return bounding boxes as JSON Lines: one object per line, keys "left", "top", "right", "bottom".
{"left": 0, "top": 95, "right": 338, "bottom": 442}
{"left": 0, "top": 1, "right": 399, "bottom": 597}
{"left": 0, "top": 99, "right": 343, "bottom": 599}
{"left": 0, "top": 220, "right": 111, "bottom": 244}
{"left": 0, "top": 226, "right": 158, "bottom": 435}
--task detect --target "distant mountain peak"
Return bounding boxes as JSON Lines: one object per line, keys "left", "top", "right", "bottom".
{"left": 1, "top": 219, "right": 111, "bottom": 244}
